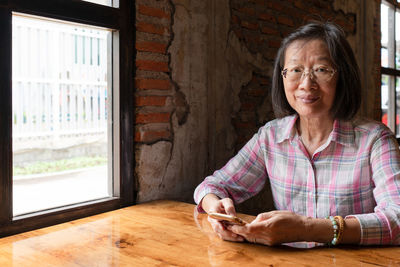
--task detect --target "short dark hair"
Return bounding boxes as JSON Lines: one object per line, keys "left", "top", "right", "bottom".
{"left": 271, "top": 21, "right": 361, "bottom": 120}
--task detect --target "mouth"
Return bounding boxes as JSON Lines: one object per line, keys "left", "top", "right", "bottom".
{"left": 297, "top": 95, "right": 320, "bottom": 104}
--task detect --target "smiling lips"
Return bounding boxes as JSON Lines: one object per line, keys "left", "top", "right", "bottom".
{"left": 297, "top": 95, "right": 320, "bottom": 103}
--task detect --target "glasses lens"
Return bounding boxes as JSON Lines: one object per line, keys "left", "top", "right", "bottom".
{"left": 284, "top": 68, "right": 334, "bottom": 82}
{"left": 286, "top": 70, "right": 302, "bottom": 81}
{"left": 314, "top": 70, "right": 332, "bottom": 82}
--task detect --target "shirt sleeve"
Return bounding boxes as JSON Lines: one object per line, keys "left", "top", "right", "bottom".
{"left": 347, "top": 129, "right": 400, "bottom": 245}
{"left": 193, "top": 127, "right": 268, "bottom": 212}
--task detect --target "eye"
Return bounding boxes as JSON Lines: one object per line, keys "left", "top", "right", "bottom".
{"left": 289, "top": 67, "right": 303, "bottom": 73}
{"left": 314, "top": 66, "right": 329, "bottom": 73}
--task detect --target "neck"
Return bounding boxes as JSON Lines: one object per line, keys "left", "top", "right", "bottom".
{"left": 297, "top": 116, "right": 334, "bottom": 155}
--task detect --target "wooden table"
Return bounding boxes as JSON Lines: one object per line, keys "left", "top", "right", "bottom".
{"left": 0, "top": 200, "right": 399, "bottom": 266}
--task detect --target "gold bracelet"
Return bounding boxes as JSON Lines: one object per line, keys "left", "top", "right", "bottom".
{"left": 334, "top": 216, "right": 344, "bottom": 245}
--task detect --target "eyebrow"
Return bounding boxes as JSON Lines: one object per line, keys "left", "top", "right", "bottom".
{"left": 287, "top": 56, "right": 332, "bottom": 63}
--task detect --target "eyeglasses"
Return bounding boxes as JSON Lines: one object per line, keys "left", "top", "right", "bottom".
{"left": 281, "top": 66, "right": 337, "bottom": 83}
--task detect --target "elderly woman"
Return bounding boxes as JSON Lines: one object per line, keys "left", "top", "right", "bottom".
{"left": 194, "top": 22, "right": 400, "bottom": 246}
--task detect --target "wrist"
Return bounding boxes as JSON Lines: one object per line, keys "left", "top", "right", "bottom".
{"left": 303, "top": 217, "right": 333, "bottom": 243}
{"left": 201, "top": 194, "right": 220, "bottom": 213}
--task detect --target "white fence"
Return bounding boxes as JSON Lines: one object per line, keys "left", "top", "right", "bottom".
{"left": 12, "top": 14, "right": 111, "bottom": 150}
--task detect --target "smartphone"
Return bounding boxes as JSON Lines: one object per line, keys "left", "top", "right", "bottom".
{"left": 208, "top": 212, "right": 247, "bottom": 226}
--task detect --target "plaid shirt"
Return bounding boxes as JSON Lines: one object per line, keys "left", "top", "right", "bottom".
{"left": 194, "top": 115, "right": 400, "bottom": 245}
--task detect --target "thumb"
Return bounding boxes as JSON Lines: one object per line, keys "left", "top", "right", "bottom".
{"left": 254, "top": 212, "right": 274, "bottom": 222}
{"left": 221, "top": 198, "right": 236, "bottom": 216}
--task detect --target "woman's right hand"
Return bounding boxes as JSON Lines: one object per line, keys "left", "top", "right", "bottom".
{"left": 201, "top": 194, "right": 245, "bottom": 242}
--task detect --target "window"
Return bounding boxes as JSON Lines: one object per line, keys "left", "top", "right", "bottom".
{"left": 0, "top": 0, "right": 135, "bottom": 237}
{"left": 381, "top": 1, "right": 400, "bottom": 140}
{"left": 83, "top": 0, "right": 118, "bottom": 7}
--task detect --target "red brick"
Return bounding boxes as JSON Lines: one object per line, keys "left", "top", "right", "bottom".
{"left": 136, "top": 112, "right": 171, "bottom": 124}
{"left": 136, "top": 60, "right": 169, "bottom": 72}
{"left": 241, "top": 20, "right": 259, "bottom": 31}
{"left": 136, "top": 96, "right": 167, "bottom": 106}
{"left": 136, "top": 21, "right": 169, "bottom": 36}
{"left": 138, "top": 5, "right": 170, "bottom": 19}
{"left": 293, "top": 0, "right": 307, "bottom": 10}
{"left": 258, "top": 13, "right": 275, "bottom": 23}
{"left": 261, "top": 26, "right": 279, "bottom": 35}
{"left": 237, "top": 7, "right": 256, "bottom": 16}
{"left": 277, "top": 16, "right": 294, "bottom": 27}
{"left": 231, "top": 14, "right": 240, "bottom": 25}
{"left": 248, "top": 0, "right": 266, "bottom": 6}
{"left": 266, "top": 1, "right": 285, "bottom": 12}
{"left": 136, "top": 41, "right": 167, "bottom": 54}
{"left": 135, "top": 130, "right": 171, "bottom": 142}
{"left": 136, "top": 78, "right": 171, "bottom": 90}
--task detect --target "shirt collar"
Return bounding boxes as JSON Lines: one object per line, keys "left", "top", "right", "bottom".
{"left": 275, "top": 114, "right": 355, "bottom": 147}
{"left": 329, "top": 119, "right": 355, "bottom": 147}
{"left": 276, "top": 114, "right": 298, "bottom": 143}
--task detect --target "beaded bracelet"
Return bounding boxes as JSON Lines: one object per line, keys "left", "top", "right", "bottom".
{"left": 327, "top": 216, "right": 339, "bottom": 245}
{"left": 326, "top": 215, "right": 344, "bottom": 246}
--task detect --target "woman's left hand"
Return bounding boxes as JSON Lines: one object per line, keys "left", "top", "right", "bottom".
{"left": 228, "top": 210, "right": 308, "bottom": 246}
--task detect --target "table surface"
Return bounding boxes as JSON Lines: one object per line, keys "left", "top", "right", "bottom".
{"left": 0, "top": 200, "right": 399, "bottom": 266}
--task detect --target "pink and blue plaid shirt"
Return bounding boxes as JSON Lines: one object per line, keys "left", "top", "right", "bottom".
{"left": 194, "top": 115, "right": 400, "bottom": 245}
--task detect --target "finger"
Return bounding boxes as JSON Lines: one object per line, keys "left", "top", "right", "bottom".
{"left": 227, "top": 224, "right": 249, "bottom": 235}
{"left": 220, "top": 231, "right": 245, "bottom": 242}
{"left": 221, "top": 198, "right": 236, "bottom": 216}
{"left": 208, "top": 217, "right": 244, "bottom": 242}
{"left": 227, "top": 225, "right": 258, "bottom": 244}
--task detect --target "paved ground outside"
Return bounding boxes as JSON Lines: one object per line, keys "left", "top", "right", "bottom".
{"left": 13, "top": 165, "right": 110, "bottom": 216}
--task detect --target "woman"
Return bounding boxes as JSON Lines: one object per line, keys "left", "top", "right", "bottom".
{"left": 194, "top": 22, "right": 400, "bottom": 246}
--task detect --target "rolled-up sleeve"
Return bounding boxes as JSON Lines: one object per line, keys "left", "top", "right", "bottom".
{"left": 194, "top": 128, "right": 268, "bottom": 211}
{"left": 348, "top": 131, "right": 400, "bottom": 245}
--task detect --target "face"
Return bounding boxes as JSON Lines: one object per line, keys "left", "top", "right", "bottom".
{"left": 282, "top": 39, "right": 338, "bottom": 120}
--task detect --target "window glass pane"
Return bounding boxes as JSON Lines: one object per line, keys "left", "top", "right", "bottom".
{"left": 82, "top": 0, "right": 117, "bottom": 7}
{"left": 382, "top": 3, "right": 389, "bottom": 67}
{"left": 12, "top": 13, "right": 113, "bottom": 216}
{"left": 382, "top": 75, "right": 396, "bottom": 132}
{"left": 396, "top": 10, "right": 400, "bottom": 69}
{"left": 397, "top": 77, "right": 400, "bottom": 136}
{"left": 382, "top": 75, "right": 389, "bottom": 126}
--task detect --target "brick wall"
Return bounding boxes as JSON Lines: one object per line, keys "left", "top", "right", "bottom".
{"left": 230, "top": 0, "right": 357, "bottom": 151}
{"left": 133, "top": 0, "right": 376, "bottom": 150}
{"left": 133, "top": 0, "right": 380, "bottom": 209}
{"left": 135, "top": 0, "right": 174, "bottom": 144}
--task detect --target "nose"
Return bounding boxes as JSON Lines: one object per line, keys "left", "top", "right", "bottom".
{"left": 299, "top": 71, "right": 317, "bottom": 90}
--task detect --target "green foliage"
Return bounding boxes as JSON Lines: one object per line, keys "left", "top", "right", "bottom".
{"left": 14, "top": 156, "right": 107, "bottom": 176}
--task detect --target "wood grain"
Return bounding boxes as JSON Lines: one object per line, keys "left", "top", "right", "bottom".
{"left": 0, "top": 200, "right": 399, "bottom": 266}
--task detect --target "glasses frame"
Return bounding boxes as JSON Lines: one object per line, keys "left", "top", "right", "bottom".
{"left": 281, "top": 67, "right": 337, "bottom": 82}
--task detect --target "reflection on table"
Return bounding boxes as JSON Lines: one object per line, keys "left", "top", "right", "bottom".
{"left": 0, "top": 200, "right": 399, "bottom": 266}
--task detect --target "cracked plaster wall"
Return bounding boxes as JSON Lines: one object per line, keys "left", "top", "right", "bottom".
{"left": 136, "top": 0, "right": 380, "bottom": 215}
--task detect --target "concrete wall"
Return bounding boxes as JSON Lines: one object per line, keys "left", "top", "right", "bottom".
{"left": 134, "top": 0, "right": 381, "bottom": 214}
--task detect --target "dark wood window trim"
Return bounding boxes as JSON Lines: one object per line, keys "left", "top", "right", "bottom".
{"left": 381, "top": 1, "right": 400, "bottom": 144}
{"left": 0, "top": 0, "right": 135, "bottom": 237}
